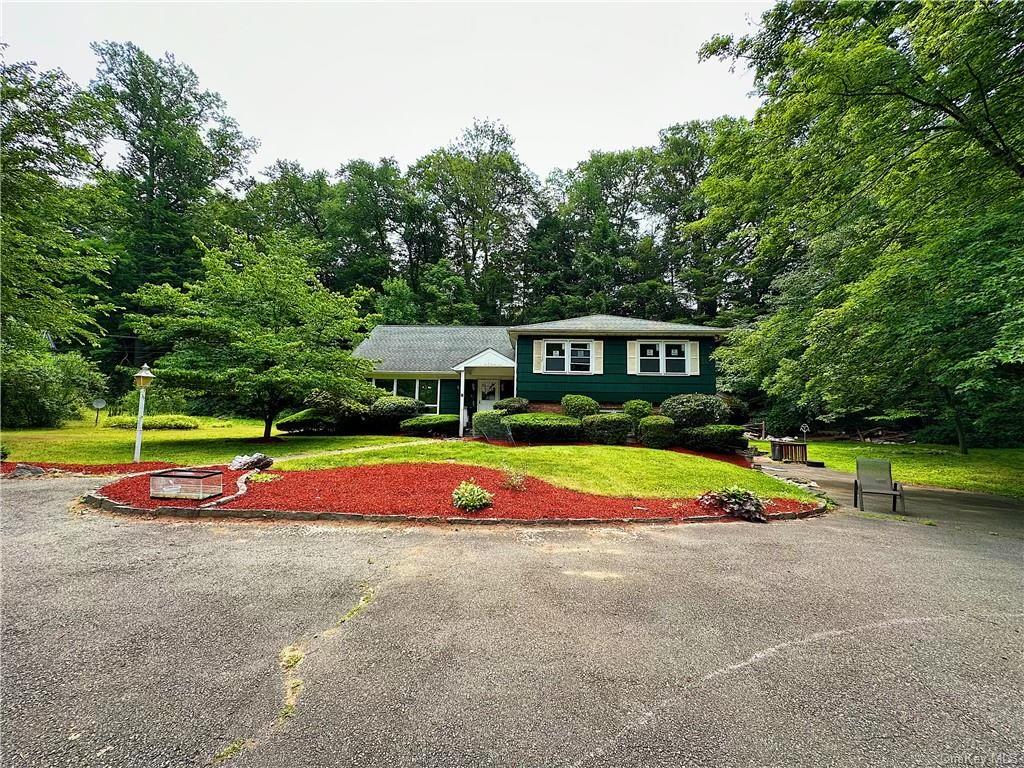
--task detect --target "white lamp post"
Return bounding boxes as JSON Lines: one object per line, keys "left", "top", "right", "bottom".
{"left": 133, "top": 364, "right": 155, "bottom": 463}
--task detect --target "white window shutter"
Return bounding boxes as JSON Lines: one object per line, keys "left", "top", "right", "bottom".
{"left": 592, "top": 341, "right": 603, "bottom": 374}
{"left": 533, "top": 340, "right": 543, "bottom": 373}
{"left": 687, "top": 341, "right": 701, "bottom": 376}
{"left": 626, "top": 341, "right": 638, "bottom": 375}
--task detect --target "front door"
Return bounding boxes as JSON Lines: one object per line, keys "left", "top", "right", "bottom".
{"left": 476, "top": 379, "right": 500, "bottom": 412}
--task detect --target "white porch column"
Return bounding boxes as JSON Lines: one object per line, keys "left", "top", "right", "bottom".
{"left": 459, "top": 369, "right": 466, "bottom": 437}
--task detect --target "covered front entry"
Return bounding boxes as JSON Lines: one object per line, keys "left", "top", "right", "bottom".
{"left": 452, "top": 348, "right": 517, "bottom": 437}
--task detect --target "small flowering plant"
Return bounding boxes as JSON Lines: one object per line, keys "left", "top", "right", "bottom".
{"left": 452, "top": 480, "right": 494, "bottom": 512}
{"left": 698, "top": 486, "right": 768, "bottom": 523}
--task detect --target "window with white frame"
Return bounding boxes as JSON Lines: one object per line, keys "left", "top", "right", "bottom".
{"left": 636, "top": 342, "right": 689, "bottom": 375}
{"left": 372, "top": 378, "right": 442, "bottom": 412}
{"left": 543, "top": 339, "right": 593, "bottom": 374}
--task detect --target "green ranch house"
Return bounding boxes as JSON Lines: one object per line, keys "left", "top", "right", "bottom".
{"left": 354, "top": 314, "right": 727, "bottom": 436}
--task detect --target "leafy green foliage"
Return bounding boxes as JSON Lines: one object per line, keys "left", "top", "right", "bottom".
{"left": 400, "top": 414, "right": 459, "bottom": 437}
{"left": 702, "top": 1, "right": 1024, "bottom": 452}
{"left": 660, "top": 394, "right": 729, "bottom": 428}
{"left": 581, "top": 413, "right": 631, "bottom": 445}
{"left": 502, "top": 413, "right": 581, "bottom": 443}
{"left": 561, "top": 394, "right": 600, "bottom": 419}
{"left": 1, "top": 348, "right": 105, "bottom": 428}
{"left": 676, "top": 425, "right": 748, "bottom": 453}
{"left": 451, "top": 480, "right": 494, "bottom": 513}
{"left": 622, "top": 399, "right": 653, "bottom": 430}
{"left": 638, "top": 415, "right": 675, "bottom": 449}
{"left": 1, "top": 60, "right": 115, "bottom": 349}
{"left": 129, "top": 230, "right": 378, "bottom": 437}
{"left": 472, "top": 410, "right": 508, "bottom": 439}
{"left": 104, "top": 414, "right": 200, "bottom": 430}
{"left": 492, "top": 397, "right": 529, "bottom": 415}
{"left": 698, "top": 486, "right": 767, "bottom": 522}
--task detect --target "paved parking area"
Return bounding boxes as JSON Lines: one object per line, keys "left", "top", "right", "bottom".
{"left": 2, "top": 475, "right": 1022, "bottom": 767}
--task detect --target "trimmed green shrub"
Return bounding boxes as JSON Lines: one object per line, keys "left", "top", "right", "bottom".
{"left": 638, "top": 415, "right": 675, "bottom": 449}
{"left": 503, "top": 413, "right": 581, "bottom": 443}
{"left": 105, "top": 414, "right": 201, "bottom": 430}
{"left": 0, "top": 445, "right": 9, "bottom": 461}
{"left": 581, "top": 413, "right": 631, "bottom": 445}
{"left": 368, "top": 395, "right": 423, "bottom": 429}
{"left": 698, "top": 486, "right": 767, "bottom": 523}
{"left": 561, "top": 394, "right": 600, "bottom": 419}
{"left": 452, "top": 480, "right": 494, "bottom": 512}
{"left": 660, "top": 394, "right": 730, "bottom": 428}
{"left": 305, "top": 390, "right": 371, "bottom": 431}
{"left": 276, "top": 408, "right": 336, "bottom": 434}
{"left": 675, "top": 424, "right": 748, "bottom": 452}
{"left": 472, "top": 409, "right": 508, "bottom": 439}
{"left": 400, "top": 413, "right": 459, "bottom": 437}
{"left": 492, "top": 396, "right": 529, "bottom": 415}
{"left": 623, "top": 399, "right": 653, "bottom": 430}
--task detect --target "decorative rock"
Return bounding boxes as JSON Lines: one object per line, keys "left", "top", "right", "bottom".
{"left": 7, "top": 463, "right": 46, "bottom": 478}
{"left": 228, "top": 453, "right": 273, "bottom": 471}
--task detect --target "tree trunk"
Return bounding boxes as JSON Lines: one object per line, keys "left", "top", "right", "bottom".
{"left": 941, "top": 386, "right": 969, "bottom": 455}
{"left": 263, "top": 414, "right": 274, "bottom": 440}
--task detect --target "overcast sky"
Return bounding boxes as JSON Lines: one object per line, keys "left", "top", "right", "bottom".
{"left": 4, "top": 1, "right": 767, "bottom": 179}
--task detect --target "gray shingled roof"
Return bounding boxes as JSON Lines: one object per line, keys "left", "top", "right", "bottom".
{"left": 507, "top": 314, "right": 728, "bottom": 335}
{"left": 354, "top": 325, "right": 515, "bottom": 373}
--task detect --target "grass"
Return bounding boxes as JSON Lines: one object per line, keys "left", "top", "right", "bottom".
{"left": 752, "top": 439, "right": 1024, "bottom": 499}
{"left": 276, "top": 441, "right": 814, "bottom": 501}
{"left": 0, "top": 414, "right": 419, "bottom": 466}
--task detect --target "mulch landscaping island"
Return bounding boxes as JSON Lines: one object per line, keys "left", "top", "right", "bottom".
{"left": 86, "top": 462, "right": 820, "bottom": 524}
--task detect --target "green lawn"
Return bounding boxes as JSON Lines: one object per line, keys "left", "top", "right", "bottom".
{"left": 752, "top": 439, "right": 1024, "bottom": 499}
{"left": 1, "top": 416, "right": 419, "bottom": 466}
{"left": 277, "top": 441, "right": 813, "bottom": 501}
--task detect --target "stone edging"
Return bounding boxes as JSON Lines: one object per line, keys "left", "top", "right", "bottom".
{"left": 80, "top": 490, "right": 827, "bottom": 526}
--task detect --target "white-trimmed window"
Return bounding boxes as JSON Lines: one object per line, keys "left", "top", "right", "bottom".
{"left": 636, "top": 342, "right": 690, "bottom": 376}
{"left": 372, "top": 378, "right": 442, "bottom": 413}
{"left": 542, "top": 339, "right": 594, "bottom": 374}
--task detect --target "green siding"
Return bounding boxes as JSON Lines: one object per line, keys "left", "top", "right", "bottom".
{"left": 515, "top": 336, "right": 717, "bottom": 405}
{"left": 439, "top": 379, "right": 461, "bottom": 415}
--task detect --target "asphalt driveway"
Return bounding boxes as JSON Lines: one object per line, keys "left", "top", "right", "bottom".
{"left": 2, "top": 475, "right": 1022, "bottom": 767}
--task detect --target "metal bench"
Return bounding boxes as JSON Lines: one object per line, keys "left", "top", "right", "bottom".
{"left": 853, "top": 457, "right": 906, "bottom": 512}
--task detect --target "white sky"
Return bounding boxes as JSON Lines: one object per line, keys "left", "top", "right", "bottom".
{"left": 3, "top": 1, "right": 766, "bottom": 179}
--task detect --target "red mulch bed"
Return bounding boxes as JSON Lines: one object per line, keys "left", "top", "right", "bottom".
{"left": 94, "top": 462, "right": 814, "bottom": 521}
{"left": 1, "top": 461, "right": 178, "bottom": 476}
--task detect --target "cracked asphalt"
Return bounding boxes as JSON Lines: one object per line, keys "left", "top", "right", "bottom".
{"left": 2, "top": 475, "right": 1022, "bottom": 768}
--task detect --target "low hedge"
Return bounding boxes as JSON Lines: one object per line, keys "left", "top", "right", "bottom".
{"left": 400, "top": 413, "right": 459, "bottom": 437}
{"left": 104, "top": 414, "right": 201, "bottom": 430}
{"left": 276, "top": 408, "right": 336, "bottom": 434}
{"left": 660, "top": 394, "right": 730, "bottom": 428}
{"left": 561, "top": 394, "right": 600, "bottom": 419}
{"left": 675, "top": 424, "right": 749, "bottom": 452}
{"left": 638, "top": 415, "right": 675, "bottom": 449}
{"left": 472, "top": 410, "right": 508, "bottom": 439}
{"left": 623, "top": 399, "right": 653, "bottom": 430}
{"left": 581, "top": 412, "right": 631, "bottom": 445}
{"left": 503, "top": 412, "right": 581, "bottom": 443}
{"left": 492, "top": 397, "right": 529, "bottom": 415}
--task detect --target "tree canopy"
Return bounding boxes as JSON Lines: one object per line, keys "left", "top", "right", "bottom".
{"left": 3, "top": 7, "right": 1021, "bottom": 447}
